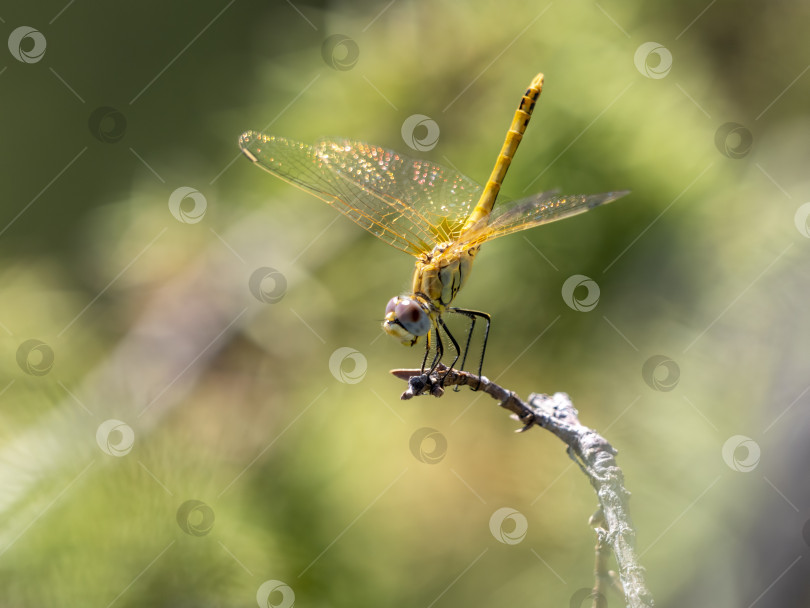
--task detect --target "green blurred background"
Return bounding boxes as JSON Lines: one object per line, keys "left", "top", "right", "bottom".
{"left": 1, "top": 1, "right": 809, "bottom": 606}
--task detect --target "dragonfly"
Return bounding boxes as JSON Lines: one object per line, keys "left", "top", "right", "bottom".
{"left": 239, "top": 72, "right": 628, "bottom": 387}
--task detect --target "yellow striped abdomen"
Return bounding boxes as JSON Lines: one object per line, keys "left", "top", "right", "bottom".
{"left": 461, "top": 72, "right": 545, "bottom": 232}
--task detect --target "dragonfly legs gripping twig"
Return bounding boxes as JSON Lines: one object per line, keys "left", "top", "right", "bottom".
{"left": 420, "top": 322, "right": 455, "bottom": 387}
{"left": 448, "top": 307, "right": 490, "bottom": 391}
{"left": 418, "top": 309, "right": 491, "bottom": 392}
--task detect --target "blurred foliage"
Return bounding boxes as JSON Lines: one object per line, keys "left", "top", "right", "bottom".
{"left": 1, "top": 0, "right": 810, "bottom": 607}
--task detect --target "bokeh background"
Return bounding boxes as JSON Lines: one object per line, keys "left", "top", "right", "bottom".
{"left": 1, "top": 1, "right": 809, "bottom": 606}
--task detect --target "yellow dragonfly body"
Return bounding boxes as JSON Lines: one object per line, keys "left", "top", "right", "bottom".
{"left": 239, "top": 73, "right": 628, "bottom": 381}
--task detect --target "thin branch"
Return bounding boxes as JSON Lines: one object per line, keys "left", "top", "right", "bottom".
{"left": 590, "top": 507, "right": 624, "bottom": 606}
{"left": 391, "top": 366, "right": 655, "bottom": 608}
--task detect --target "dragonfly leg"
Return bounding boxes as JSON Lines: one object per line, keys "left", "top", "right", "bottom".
{"left": 420, "top": 330, "right": 432, "bottom": 373}
{"left": 437, "top": 317, "right": 461, "bottom": 385}
{"left": 448, "top": 307, "right": 491, "bottom": 391}
{"left": 459, "top": 318, "right": 476, "bottom": 371}
{"left": 445, "top": 312, "right": 476, "bottom": 392}
{"left": 425, "top": 326, "right": 444, "bottom": 376}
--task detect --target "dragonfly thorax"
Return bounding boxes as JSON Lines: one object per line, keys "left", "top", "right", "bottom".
{"left": 412, "top": 242, "right": 480, "bottom": 311}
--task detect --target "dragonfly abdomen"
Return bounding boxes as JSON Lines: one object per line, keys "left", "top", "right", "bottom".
{"left": 461, "top": 73, "right": 545, "bottom": 233}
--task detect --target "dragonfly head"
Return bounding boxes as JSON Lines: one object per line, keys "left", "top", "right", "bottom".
{"left": 383, "top": 296, "right": 431, "bottom": 346}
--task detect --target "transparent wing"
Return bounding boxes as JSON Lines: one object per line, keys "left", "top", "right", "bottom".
{"left": 239, "top": 131, "right": 483, "bottom": 256}
{"left": 456, "top": 189, "right": 630, "bottom": 249}
{"left": 314, "top": 138, "right": 484, "bottom": 245}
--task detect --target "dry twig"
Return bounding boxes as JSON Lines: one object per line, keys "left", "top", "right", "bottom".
{"left": 391, "top": 366, "right": 655, "bottom": 608}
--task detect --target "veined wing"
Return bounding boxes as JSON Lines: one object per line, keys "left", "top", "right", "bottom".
{"left": 455, "top": 189, "right": 630, "bottom": 249}
{"left": 314, "top": 138, "right": 484, "bottom": 245}
{"left": 239, "top": 132, "right": 483, "bottom": 256}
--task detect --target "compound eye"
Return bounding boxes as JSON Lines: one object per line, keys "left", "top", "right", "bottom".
{"left": 395, "top": 299, "right": 430, "bottom": 336}
{"left": 395, "top": 299, "right": 422, "bottom": 324}
{"left": 385, "top": 297, "right": 398, "bottom": 316}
